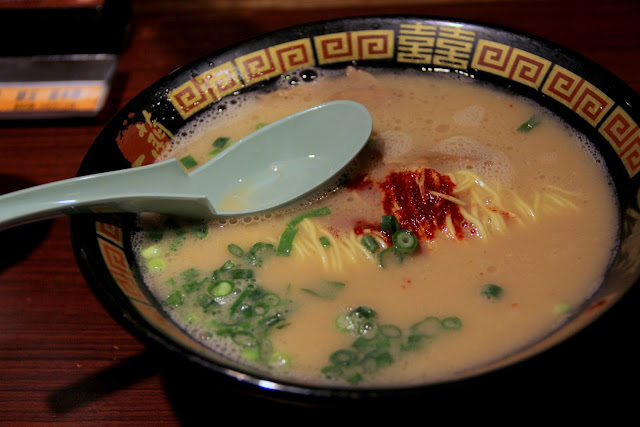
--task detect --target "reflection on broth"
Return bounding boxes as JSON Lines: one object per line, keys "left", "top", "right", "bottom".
{"left": 134, "top": 67, "right": 618, "bottom": 387}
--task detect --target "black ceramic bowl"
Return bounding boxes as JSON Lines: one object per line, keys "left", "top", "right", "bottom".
{"left": 71, "top": 16, "right": 640, "bottom": 401}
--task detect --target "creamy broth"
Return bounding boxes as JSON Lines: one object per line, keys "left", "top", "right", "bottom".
{"left": 135, "top": 67, "right": 618, "bottom": 387}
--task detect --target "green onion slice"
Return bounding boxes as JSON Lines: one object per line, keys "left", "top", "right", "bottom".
{"left": 232, "top": 331, "right": 257, "bottom": 348}
{"left": 352, "top": 306, "right": 377, "bottom": 319}
{"left": 481, "top": 284, "right": 503, "bottom": 300}
{"left": 361, "top": 234, "right": 380, "bottom": 253}
{"left": 169, "top": 235, "right": 185, "bottom": 252}
{"left": 182, "top": 280, "right": 202, "bottom": 293}
{"left": 180, "top": 267, "right": 199, "bottom": 281}
{"left": 247, "top": 242, "right": 276, "bottom": 266}
{"left": 380, "top": 324, "right": 402, "bottom": 338}
{"left": 179, "top": 155, "right": 198, "bottom": 169}
{"left": 392, "top": 229, "right": 418, "bottom": 254}
{"left": 380, "top": 214, "right": 400, "bottom": 233}
{"left": 260, "top": 293, "right": 281, "bottom": 307}
{"left": 360, "top": 350, "right": 393, "bottom": 372}
{"left": 191, "top": 221, "right": 208, "bottom": 239}
{"left": 441, "top": 316, "right": 462, "bottom": 330}
{"left": 230, "top": 269, "right": 254, "bottom": 279}
{"left": 329, "top": 349, "right": 359, "bottom": 367}
{"left": 227, "top": 244, "right": 244, "bottom": 257}
{"left": 301, "top": 281, "right": 345, "bottom": 299}
{"left": 229, "top": 286, "right": 253, "bottom": 317}
{"left": 165, "top": 291, "right": 184, "bottom": 306}
{"left": 276, "top": 227, "right": 298, "bottom": 257}
{"left": 208, "top": 279, "right": 235, "bottom": 297}
{"left": 321, "top": 365, "right": 344, "bottom": 378}
{"left": 287, "top": 206, "right": 331, "bottom": 228}
{"left": 220, "top": 260, "right": 235, "bottom": 271}
{"left": 141, "top": 245, "right": 160, "bottom": 259}
{"left": 410, "top": 316, "right": 442, "bottom": 337}
{"left": 378, "top": 246, "right": 403, "bottom": 268}
{"left": 209, "top": 136, "right": 231, "bottom": 156}
{"left": 517, "top": 114, "right": 541, "bottom": 133}
{"left": 147, "top": 258, "right": 165, "bottom": 272}
{"left": 358, "top": 320, "right": 379, "bottom": 339}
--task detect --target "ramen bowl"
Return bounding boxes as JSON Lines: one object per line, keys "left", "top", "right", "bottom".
{"left": 71, "top": 16, "right": 640, "bottom": 402}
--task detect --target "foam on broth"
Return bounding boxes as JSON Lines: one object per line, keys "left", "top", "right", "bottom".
{"left": 134, "top": 67, "right": 618, "bottom": 387}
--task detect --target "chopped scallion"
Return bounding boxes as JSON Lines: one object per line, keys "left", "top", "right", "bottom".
{"left": 232, "top": 331, "right": 257, "bottom": 347}
{"left": 358, "top": 320, "right": 379, "bottom": 339}
{"left": 301, "top": 280, "right": 345, "bottom": 299}
{"left": 381, "top": 215, "right": 400, "bottom": 233}
{"left": 378, "top": 246, "right": 403, "bottom": 268}
{"left": 227, "top": 244, "right": 244, "bottom": 257}
{"left": 380, "top": 324, "right": 402, "bottom": 338}
{"left": 165, "top": 290, "right": 184, "bottom": 306}
{"left": 321, "top": 365, "right": 344, "bottom": 379}
{"left": 183, "top": 280, "right": 202, "bottom": 293}
{"left": 243, "top": 347, "right": 260, "bottom": 361}
{"left": 229, "top": 285, "right": 254, "bottom": 317}
{"left": 169, "top": 235, "right": 185, "bottom": 252}
{"left": 209, "top": 136, "right": 231, "bottom": 156}
{"left": 410, "top": 316, "right": 442, "bottom": 337}
{"left": 361, "top": 234, "right": 380, "bottom": 253}
{"left": 180, "top": 155, "right": 198, "bottom": 169}
{"left": 276, "top": 227, "right": 298, "bottom": 257}
{"left": 230, "top": 269, "right": 254, "bottom": 279}
{"left": 392, "top": 229, "right": 418, "bottom": 254}
{"left": 141, "top": 245, "right": 160, "bottom": 259}
{"left": 329, "top": 349, "right": 358, "bottom": 367}
{"left": 147, "top": 258, "right": 165, "bottom": 272}
{"left": 269, "top": 351, "right": 291, "bottom": 368}
{"left": 191, "top": 221, "right": 208, "bottom": 239}
{"left": 441, "top": 316, "right": 462, "bottom": 330}
{"left": 286, "top": 206, "right": 331, "bottom": 228}
{"left": 247, "top": 242, "right": 275, "bottom": 266}
{"left": 260, "top": 312, "right": 284, "bottom": 328}
{"left": 180, "top": 268, "right": 199, "bottom": 281}
{"left": 220, "top": 260, "right": 235, "bottom": 271}
{"left": 352, "top": 306, "right": 377, "bottom": 319}
{"left": 481, "top": 284, "right": 503, "bottom": 300}
{"left": 260, "top": 293, "right": 281, "bottom": 306}
{"left": 517, "top": 114, "right": 541, "bottom": 133}
{"left": 208, "top": 279, "right": 235, "bottom": 297}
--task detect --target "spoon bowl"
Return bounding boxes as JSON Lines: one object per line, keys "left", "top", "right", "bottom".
{"left": 0, "top": 100, "right": 372, "bottom": 231}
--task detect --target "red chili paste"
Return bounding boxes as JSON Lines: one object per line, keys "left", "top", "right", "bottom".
{"left": 349, "top": 168, "right": 473, "bottom": 240}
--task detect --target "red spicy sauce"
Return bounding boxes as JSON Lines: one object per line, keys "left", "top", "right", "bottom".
{"left": 350, "top": 168, "right": 472, "bottom": 241}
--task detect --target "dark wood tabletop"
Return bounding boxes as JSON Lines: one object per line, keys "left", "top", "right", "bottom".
{"left": 1, "top": 0, "right": 639, "bottom": 424}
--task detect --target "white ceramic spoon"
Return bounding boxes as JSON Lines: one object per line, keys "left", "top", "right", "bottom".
{"left": 0, "top": 100, "right": 372, "bottom": 231}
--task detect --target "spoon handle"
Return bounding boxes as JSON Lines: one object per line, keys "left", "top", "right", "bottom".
{"left": 0, "top": 159, "right": 213, "bottom": 231}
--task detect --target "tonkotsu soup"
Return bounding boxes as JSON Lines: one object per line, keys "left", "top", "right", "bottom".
{"left": 134, "top": 67, "right": 618, "bottom": 387}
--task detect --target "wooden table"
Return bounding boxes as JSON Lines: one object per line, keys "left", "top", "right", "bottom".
{"left": 1, "top": 0, "right": 639, "bottom": 423}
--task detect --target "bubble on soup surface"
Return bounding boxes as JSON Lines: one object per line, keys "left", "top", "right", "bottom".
{"left": 432, "top": 135, "right": 514, "bottom": 186}
{"left": 373, "top": 130, "right": 413, "bottom": 159}
{"left": 453, "top": 105, "right": 485, "bottom": 127}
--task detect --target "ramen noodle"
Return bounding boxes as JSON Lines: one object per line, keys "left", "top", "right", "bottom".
{"left": 134, "top": 67, "right": 618, "bottom": 387}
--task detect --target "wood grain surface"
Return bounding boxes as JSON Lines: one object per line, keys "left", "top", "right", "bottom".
{"left": 1, "top": 0, "right": 639, "bottom": 424}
